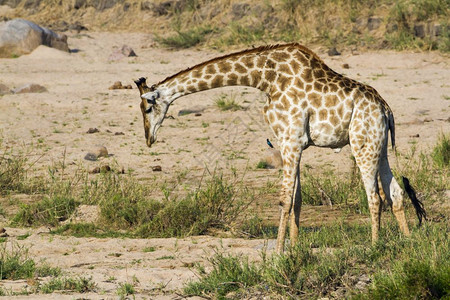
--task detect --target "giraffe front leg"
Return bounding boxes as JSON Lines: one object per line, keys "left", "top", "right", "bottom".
{"left": 289, "top": 165, "right": 302, "bottom": 246}
{"left": 276, "top": 147, "right": 301, "bottom": 253}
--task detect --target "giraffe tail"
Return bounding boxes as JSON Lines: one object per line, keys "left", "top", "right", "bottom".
{"left": 387, "top": 111, "right": 396, "bottom": 150}
{"left": 402, "top": 176, "right": 427, "bottom": 226}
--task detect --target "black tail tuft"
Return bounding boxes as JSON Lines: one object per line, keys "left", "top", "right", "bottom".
{"left": 402, "top": 176, "right": 427, "bottom": 226}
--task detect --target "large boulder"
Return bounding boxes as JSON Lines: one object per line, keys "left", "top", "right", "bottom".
{"left": 0, "top": 18, "right": 69, "bottom": 58}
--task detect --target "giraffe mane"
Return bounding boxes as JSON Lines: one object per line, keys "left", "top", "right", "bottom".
{"left": 156, "top": 43, "right": 325, "bottom": 86}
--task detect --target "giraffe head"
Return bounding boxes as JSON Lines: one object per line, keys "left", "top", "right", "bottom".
{"left": 134, "top": 77, "right": 170, "bottom": 148}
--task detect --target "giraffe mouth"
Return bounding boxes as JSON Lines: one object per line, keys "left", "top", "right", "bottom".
{"left": 146, "top": 135, "right": 156, "bottom": 147}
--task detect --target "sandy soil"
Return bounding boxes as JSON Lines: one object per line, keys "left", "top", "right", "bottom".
{"left": 0, "top": 32, "right": 449, "bottom": 298}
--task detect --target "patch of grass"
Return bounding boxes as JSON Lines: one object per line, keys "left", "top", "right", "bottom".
{"left": 215, "top": 93, "right": 242, "bottom": 111}
{"left": 431, "top": 133, "right": 450, "bottom": 168}
{"left": 185, "top": 221, "right": 449, "bottom": 299}
{"left": 135, "top": 173, "right": 247, "bottom": 238}
{"left": 0, "top": 242, "right": 60, "bottom": 280}
{"left": 217, "top": 22, "right": 267, "bottom": 47}
{"left": 40, "top": 276, "right": 96, "bottom": 294}
{"left": 143, "top": 246, "right": 156, "bottom": 253}
{"left": 117, "top": 282, "right": 135, "bottom": 299}
{"left": 0, "top": 146, "right": 44, "bottom": 195}
{"left": 256, "top": 161, "right": 269, "bottom": 169}
{"left": 366, "top": 259, "right": 450, "bottom": 299}
{"left": 156, "top": 26, "right": 215, "bottom": 49}
{"left": 301, "top": 163, "right": 367, "bottom": 211}
{"left": 12, "top": 196, "right": 78, "bottom": 227}
{"left": 51, "top": 223, "right": 131, "bottom": 239}
{"left": 184, "top": 252, "right": 262, "bottom": 298}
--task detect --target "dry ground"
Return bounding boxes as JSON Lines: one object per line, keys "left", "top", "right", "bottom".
{"left": 0, "top": 32, "right": 449, "bottom": 298}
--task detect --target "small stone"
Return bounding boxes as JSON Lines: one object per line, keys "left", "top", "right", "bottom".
{"left": 109, "top": 81, "right": 123, "bottom": 89}
{"left": 86, "top": 127, "right": 99, "bottom": 134}
{"left": 423, "top": 118, "right": 433, "bottom": 122}
{"left": 342, "top": 63, "right": 350, "bottom": 69}
{"left": 12, "top": 83, "right": 47, "bottom": 94}
{"left": 328, "top": 47, "right": 341, "bottom": 56}
{"left": 84, "top": 145, "right": 108, "bottom": 161}
{"left": 367, "top": 16, "right": 382, "bottom": 31}
{"left": 410, "top": 134, "right": 420, "bottom": 138}
{"left": 0, "top": 83, "right": 11, "bottom": 95}
{"left": 261, "top": 148, "right": 283, "bottom": 169}
{"left": 152, "top": 165, "right": 162, "bottom": 172}
{"left": 108, "top": 44, "right": 137, "bottom": 62}
{"left": 114, "top": 132, "right": 124, "bottom": 135}
{"left": 178, "top": 106, "right": 205, "bottom": 116}
{"left": 0, "top": 227, "right": 5, "bottom": 233}
{"left": 194, "top": 113, "right": 202, "bottom": 116}
{"left": 90, "top": 165, "right": 111, "bottom": 174}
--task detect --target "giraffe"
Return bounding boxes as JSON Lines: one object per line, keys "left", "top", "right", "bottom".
{"left": 134, "top": 43, "right": 426, "bottom": 253}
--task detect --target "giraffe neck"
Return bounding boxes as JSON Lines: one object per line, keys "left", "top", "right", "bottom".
{"left": 156, "top": 50, "right": 274, "bottom": 103}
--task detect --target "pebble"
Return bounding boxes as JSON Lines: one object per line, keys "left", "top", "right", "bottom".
{"left": 0, "top": 83, "right": 11, "bottom": 95}
{"left": 90, "top": 165, "right": 111, "bottom": 174}
{"left": 84, "top": 145, "right": 108, "bottom": 161}
{"left": 12, "top": 83, "right": 47, "bottom": 94}
{"left": 342, "top": 63, "right": 350, "bottom": 69}
{"left": 109, "top": 81, "right": 132, "bottom": 90}
{"left": 328, "top": 47, "right": 341, "bottom": 56}
{"left": 152, "top": 165, "right": 162, "bottom": 172}
{"left": 86, "top": 127, "right": 99, "bottom": 134}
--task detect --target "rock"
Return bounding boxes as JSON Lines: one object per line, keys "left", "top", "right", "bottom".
{"left": 84, "top": 145, "right": 108, "bottom": 161}
{"left": 367, "top": 16, "right": 382, "bottom": 31}
{"left": 114, "top": 132, "right": 124, "bottom": 135}
{"left": 152, "top": 165, "right": 162, "bottom": 172}
{"left": 0, "top": 19, "right": 69, "bottom": 58}
{"left": 414, "top": 24, "right": 426, "bottom": 38}
{"left": 0, "top": 83, "right": 11, "bottom": 95}
{"left": 261, "top": 148, "right": 283, "bottom": 169}
{"left": 327, "top": 47, "right": 341, "bottom": 56}
{"left": 178, "top": 106, "right": 205, "bottom": 116}
{"left": 342, "top": 63, "right": 350, "bottom": 69}
{"left": 86, "top": 127, "right": 99, "bottom": 134}
{"left": 109, "top": 81, "right": 132, "bottom": 89}
{"left": 410, "top": 134, "right": 420, "bottom": 138}
{"left": 12, "top": 83, "right": 47, "bottom": 93}
{"left": 0, "top": 227, "right": 7, "bottom": 237}
{"left": 108, "top": 45, "right": 137, "bottom": 62}
{"left": 194, "top": 113, "right": 202, "bottom": 117}
{"left": 90, "top": 164, "right": 111, "bottom": 174}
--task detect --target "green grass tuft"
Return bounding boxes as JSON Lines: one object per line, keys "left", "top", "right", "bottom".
{"left": 215, "top": 93, "right": 243, "bottom": 111}
{"left": 0, "top": 242, "right": 60, "bottom": 280}
{"left": 431, "top": 133, "right": 450, "bottom": 168}
{"left": 156, "top": 26, "right": 215, "bottom": 49}
{"left": 40, "top": 276, "right": 96, "bottom": 294}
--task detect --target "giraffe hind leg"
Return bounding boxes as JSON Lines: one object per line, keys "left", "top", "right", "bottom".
{"left": 351, "top": 142, "right": 382, "bottom": 243}
{"left": 379, "top": 153, "right": 410, "bottom": 236}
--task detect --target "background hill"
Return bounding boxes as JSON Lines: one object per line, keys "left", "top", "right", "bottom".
{"left": 1, "top": 0, "right": 449, "bottom": 51}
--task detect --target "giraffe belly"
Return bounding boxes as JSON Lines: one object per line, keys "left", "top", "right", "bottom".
{"left": 308, "top": 122, "right": 349, "bottom": 148}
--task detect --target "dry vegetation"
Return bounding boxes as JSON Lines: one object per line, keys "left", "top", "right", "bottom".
{"left": 2, "top": 0, "right": 449, "bottom": 51}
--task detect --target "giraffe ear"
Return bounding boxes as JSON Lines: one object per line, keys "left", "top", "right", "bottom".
{"left": 134, "top": 77, "right": 152, "bottom": 94}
